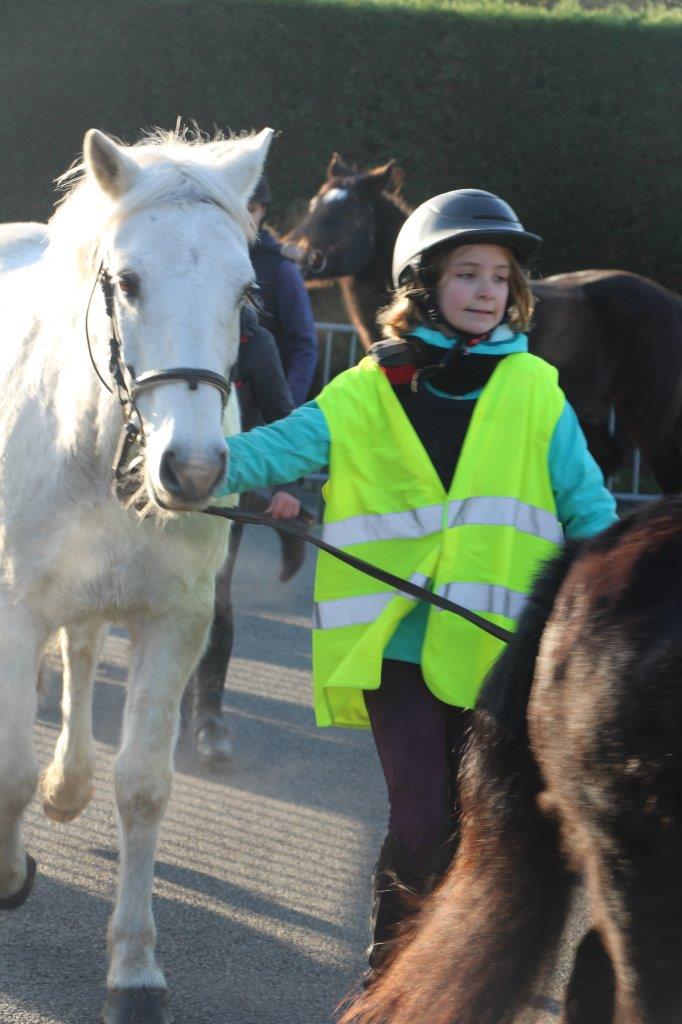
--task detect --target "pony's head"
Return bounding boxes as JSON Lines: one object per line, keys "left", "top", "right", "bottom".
{"left": 286, "top": 154, "right": 397, "bottom": 280}
{"left": 60, "top": 126, "right": 272, "bottom": 511}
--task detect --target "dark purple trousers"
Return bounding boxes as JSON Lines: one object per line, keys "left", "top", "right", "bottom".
{"left": 363, "top": 659, "right": 473, "bottom": 860}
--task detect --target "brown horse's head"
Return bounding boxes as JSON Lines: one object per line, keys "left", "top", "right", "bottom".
{"left": 285, "top": 154, "right": 400, "bottom": 280}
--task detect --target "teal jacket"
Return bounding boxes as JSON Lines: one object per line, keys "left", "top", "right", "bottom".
{"left": 220, "top": 327, "right": 617, "bottom": 663}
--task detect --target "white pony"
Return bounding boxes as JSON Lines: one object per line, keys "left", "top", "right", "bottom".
{"left": 0, "top": 126, "right": 272, "bottom": 1023}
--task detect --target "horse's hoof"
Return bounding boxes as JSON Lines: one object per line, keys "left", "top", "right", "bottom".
{"left": 0, "top": 854, "right": 36, "bottom": 910}
{"left": 40, "top": 768, "right": 94, "bottom": 823}
{"left": 42, "top": 786, "right": 94, "bottom": 823}
{"left": 102, "top": 987, "right": 174, "bottom": 1024}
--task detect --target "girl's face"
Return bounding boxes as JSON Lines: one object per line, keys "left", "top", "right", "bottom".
{"left": 436, "top": 243, "right": 511, "bottom": 335}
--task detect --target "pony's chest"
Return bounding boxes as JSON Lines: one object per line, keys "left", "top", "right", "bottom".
{"left": 32, "top": 514, "right": 225, "bottom": 622}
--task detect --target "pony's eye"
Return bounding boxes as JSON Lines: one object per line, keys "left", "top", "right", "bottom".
{"left": 118, "top": 273, "right": 140, "bottom": 299}
{"left": 241, "top": 281, "right": 257, "bottom": 304}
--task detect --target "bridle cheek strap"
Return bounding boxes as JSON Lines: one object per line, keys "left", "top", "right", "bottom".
{"left": 89, "top": 265, "right": 232, "bottom": 484}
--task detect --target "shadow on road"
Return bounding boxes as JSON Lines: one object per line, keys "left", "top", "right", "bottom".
{"left": 0, "top": 869, "right": 359, "bottom": 1024}
{"left": 91, "top": 847, "right": 348, "bottom": 942}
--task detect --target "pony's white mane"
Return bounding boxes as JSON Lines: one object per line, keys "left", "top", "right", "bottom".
{"left": 48, "top": 127, "right": 257, "bottom": 279}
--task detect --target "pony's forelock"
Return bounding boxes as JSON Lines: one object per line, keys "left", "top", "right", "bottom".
{"left": 49, "top": 126, "right": 258, "bottom": 277}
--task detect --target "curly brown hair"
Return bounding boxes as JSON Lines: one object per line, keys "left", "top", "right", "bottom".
{"left": 379, "top": 246, "right": 534, "bottom": 339}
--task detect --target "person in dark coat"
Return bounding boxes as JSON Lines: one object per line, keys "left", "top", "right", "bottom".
{"left": 248, "top": 176, "right": 318, "bottom": 406}
{"left": 182, "top": 305, "right": 312, "bottom": 764}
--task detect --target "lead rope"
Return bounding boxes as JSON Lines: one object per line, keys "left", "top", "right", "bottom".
{"left": 201, "top": 505, "right": 514, "bottom": 644}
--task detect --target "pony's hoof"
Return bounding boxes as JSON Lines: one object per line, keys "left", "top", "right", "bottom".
{"left": 42, "top": 788, "right": 94, "bottom": 823}
{"left": 0, "top": 854, "right": 36, "bottom": 910}
{"left": 102, "top": 987, "right": 173, "bottom": 1024}
{"left": 40, "top": 768, "right": 94, "bottom": 823}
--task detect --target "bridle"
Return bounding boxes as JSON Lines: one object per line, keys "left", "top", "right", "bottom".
{"left": 85, "top": 261, "right": 232, "bottom": 486}
{"left": 298, "top": 202, "right": 376, "bottom": 277}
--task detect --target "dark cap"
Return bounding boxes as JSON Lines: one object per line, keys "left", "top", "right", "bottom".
{"left": 249, "top": 175, "right": 272, "bottom": 207}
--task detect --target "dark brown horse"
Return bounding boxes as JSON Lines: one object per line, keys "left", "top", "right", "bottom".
{"left": 341, "top": 497, "right": 682, "bottom": 1024}
{"left": 286, "top": 153, "right": 410, "bottom": 352}
{"left": 286, "top": 157, "right": 682, "bottom": 489}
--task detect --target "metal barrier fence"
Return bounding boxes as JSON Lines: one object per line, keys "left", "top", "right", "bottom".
{"left": 607, "top": 408, "right": 658, "bottom": 506}
{"left": 307, "top": 322, "right": 658, "bottom": 507}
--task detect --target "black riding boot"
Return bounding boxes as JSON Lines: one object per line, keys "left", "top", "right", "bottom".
{"left": 277, "top": 508, "right": 315, "bottom": 582}
{"left": 188, "top": 601, "right": 235, "bottom": 764}
{"left": 365, "top": 832, "right": 455, "bottom": 985}
{"left": 277, "top": 529, "right": 307, "bottom": 583}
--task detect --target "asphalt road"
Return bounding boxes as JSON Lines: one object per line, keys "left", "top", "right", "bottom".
{"left": 0, "top": 524, "right": 585, "bottom": 1024}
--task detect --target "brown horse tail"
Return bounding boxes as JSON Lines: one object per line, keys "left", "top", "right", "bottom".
{"left": 339, "top": 543, "right": 584, "bottom": 1024}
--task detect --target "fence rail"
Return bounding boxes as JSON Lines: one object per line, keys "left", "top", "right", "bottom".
{"left": 309, "top": 322, "right": 657, "bottom": 507}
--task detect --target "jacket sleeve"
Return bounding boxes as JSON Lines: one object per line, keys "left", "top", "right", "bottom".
{"left": 549, "top": 400, "right": 618, "bottom": 538}
{"left": 218, "top": 400, "right": 330, "bottom": 497}
{"left": 245, "top": 321, "right": 295, "bottom": 424}
{"left": 274, "top": 259, "right": 319, "bottom": 406}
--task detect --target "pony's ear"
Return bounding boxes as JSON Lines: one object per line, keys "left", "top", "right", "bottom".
{"left": 327, "top": 152, "right": 354, "bottom": 179}
{"left": 218, "top": 128, "right": 274, "bottom": 205}
{"left": 361, "top": 160, "right": 397, "bottom": 194}
{"left": 83, "top": 129, "right": 140, "bottom": 199}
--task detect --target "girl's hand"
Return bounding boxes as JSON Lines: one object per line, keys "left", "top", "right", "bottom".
{"left": 267, "top": 491, "right": 301, "bottom": 519}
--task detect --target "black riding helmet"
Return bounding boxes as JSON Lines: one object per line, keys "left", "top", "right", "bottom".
{"left": 392, "top": 189, "right": 541, "bottom": 289}
{"left": 390, "top": 189, "right": 541, "bottom": 338}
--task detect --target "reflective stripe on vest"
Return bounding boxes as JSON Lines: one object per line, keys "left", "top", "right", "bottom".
{"left": 313, "top": 573, "right": 431, "bottom": 629}
{"left": 322, "top": 496, "right": 562, "bottom": 548}
{"left": 447, "top": 496, "right": 563, "bottom": 544}
{"left": 322, "top": 504, "right": 443, "bottom": 547}
{"left": 314, "top": 577, "right": 526, "bottom": 630}
{"left": 434, "top": 581, "right": 527, "bottom": 621}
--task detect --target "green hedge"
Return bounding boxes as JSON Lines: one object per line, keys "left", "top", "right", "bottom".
{"left": 1, "top": 0, "right": 680, "bottom": 287}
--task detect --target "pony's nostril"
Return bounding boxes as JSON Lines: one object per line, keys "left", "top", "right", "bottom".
{"left": 158, "top": 449, "right": 226, "bottom": 504}
{"left": 159, "top": 450, "right": 182, "bottom": 495}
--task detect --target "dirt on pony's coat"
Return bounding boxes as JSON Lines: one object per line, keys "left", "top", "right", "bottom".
{"left": 342, "top": 498, "right": 682, "bottom": 1024}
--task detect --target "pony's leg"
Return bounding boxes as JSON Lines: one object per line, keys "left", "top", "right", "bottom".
{"left": 0, "top": 599, "right": 47, "bottom": 907}
{"left": 561, "top": 928, "right": 615, "bottom": 1024}
{"left": 105, "top": 604, "right": 212, "bottom": 1022}
{"left": 608, "top": 878, "right": 682, "bottom": 1024}
{"left": 39, "top": 621, "right": 106, "bottom": 822}
{"left": 578, "top": 824, "right": 682, "bottom": 1024}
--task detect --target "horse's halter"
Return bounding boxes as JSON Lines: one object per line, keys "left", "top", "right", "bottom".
{"left": 298, "top": 191, "right": 376, "bottom": 277}
{"left": 85, "top": 261, "right": 232, "bottom": 495}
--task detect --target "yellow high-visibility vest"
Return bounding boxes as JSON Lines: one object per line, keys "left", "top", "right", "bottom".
{"left": 313, "top": 353, "right": 564, "bottom": 728}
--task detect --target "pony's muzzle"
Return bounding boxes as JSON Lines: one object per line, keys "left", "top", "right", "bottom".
{"left": 158, "top": 448, "right": 227, "bottom": 508}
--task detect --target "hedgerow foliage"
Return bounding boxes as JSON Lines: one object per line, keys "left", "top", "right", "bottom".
{"left": 1, "top": 0, "right": 680, "bottom": 286}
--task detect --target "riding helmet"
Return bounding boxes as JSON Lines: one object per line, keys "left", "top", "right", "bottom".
{"left": 392, "top": 189, "right": 542, "bottom": 289}
{"left": 249, "top": 175, "right": 272, "bottom": 207}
